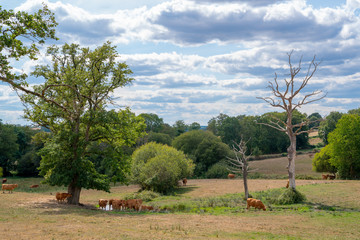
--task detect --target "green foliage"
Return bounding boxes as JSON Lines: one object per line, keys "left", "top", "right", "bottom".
{"left": 0, "top": 4, "right": 57, "bottom": 85}
{"left": 308, "top": 112, "right": 322, "bottom": 129}
{"left": 205, "top": 162, "right": 229, "bottom": 179}
{"left": 173, "top": 120, "right": 188, "bottom": 136}
{"left": 147, "top": 132, "right": 172, "bottom": 145}
{"left": 312, "top": 145, "right": 336, "bottom": 173}
{"left": 131, "top": 142, "right": 194, "bottom": 194}
{"left": 172, "top": 130, "right": 231, "bottom": 177}
{"left": 139, "top": 113, "right": 164, "bottom": 133}
{"left": 0, "top": 121, "right": 19, "bottom": 175}
{"left": 124, "top": 190, "right": 161, "bottom": 202}
{"left": 328, "top": 114, "right": 360, "bottom": 179}
{"left": 318, "top": 111, "right": 343, "bottom": 144}
{"left": 276, "top": 188, "right": 307, "bottom": 204}
{"left": 20, "top": 42, "right": 145, "bottom": 203}
{"left": 0, "top": 167, "right": 2, "bottom": 177}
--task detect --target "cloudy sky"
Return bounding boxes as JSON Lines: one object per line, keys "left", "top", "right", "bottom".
{"left": 1, "top": 0, "right": 360, "bottom": 126}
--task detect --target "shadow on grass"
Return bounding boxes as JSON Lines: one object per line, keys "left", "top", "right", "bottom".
{"left": 170, "top": 186, "right": 199, "bottom": 195}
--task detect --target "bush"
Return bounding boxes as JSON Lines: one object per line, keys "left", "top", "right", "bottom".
{"left": 124, "top": 190, "right": 161, "bottom": 202}
{"left": 131, "top": 142, "right": 194, "bottom": 194}
{"left": 276, "top": 188, "right": 306, "bottom": 204}
{"left": 205, "top": 162, "right": 229, "bottom": 179}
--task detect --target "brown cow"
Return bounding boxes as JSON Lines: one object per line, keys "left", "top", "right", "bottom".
{"left": 99, "top": 199, "right": 108, "bottom": 209}
{"left": 328, "top": 175, "right": 336, "bottom": 180}
{"left": 111, "top": 199, "right": 125, "bottom": 211}
{"left": 2, "top": 178, "right": 7, "bottom": 184}
{"left": 125, "top": 199, "right": 143, "bottom": 211}
{"left": 286, "top": 180, "right": 289, "bottom": 188}
{"left": 2, "top": 184, "right": 18, "bottom": 193}
{"left": 322, "top": 174, "right": 329, "bottom": 180}
{"left": 228, "top": 173, "right": 235, "bottom": 179}
{"left": 30, "top": 184, "right": 39, "bottom": 188}
{"left": 182, "top": 178, "right": 188, "bottom": 186}
{"left": 247, "top": 198, "right": 266, "bottom": 211}
{"left": 56, "top": 192, "right": 72, "bottom": 203}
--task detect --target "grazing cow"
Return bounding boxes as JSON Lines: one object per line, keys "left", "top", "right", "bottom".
{"left": 125, "top": 199, "right": 143, "bottom": 211}
{"left": 30, "top": 184, "right": 39, "bottom": 188}
{"left": 328, "top": 175, "right": 336, "bottom": 180}
{"left": 2, "top": 184, "right": 18, "bottom": 193}
{"left": 111, "top": 199, "right": 125, "bottom": 211}
{"left": 55, "top": 192, "right": 72, "bottom": 203}
{"left": 247, "top": 198, "right": 266, "bottom": 211}
{"left": 182, "top": 178, "right": 188, "bottom": 186}
{"left": 286, "top": 180, "right": 289, "bottom": 188}
{"left": 99, "top": 199, "right": 108, "bottom": 209}
{"left": 322, "top": 174, "right": 329, "bottom": 180}
{"left": 228, "top": 173, "right": 235, "bottom": 179}
{"left": 2, "top": 178, "right": 7, "bottom": 184}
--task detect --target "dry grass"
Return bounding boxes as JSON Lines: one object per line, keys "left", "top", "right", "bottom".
{"left": 1, "top": 179, "right": 359, "bottom": 240}
{"left": 249, "top": 153, "right": 321, "bottom": 178}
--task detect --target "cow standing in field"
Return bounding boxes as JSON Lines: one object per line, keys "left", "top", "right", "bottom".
{"left": 55, "top": 192, "right": 72, "bottom": 203}
{"left": 2, "top": 184, "right": 18, "bottom": 193}
{"left": 228, "top": 174, "right": 235, "bottom": 179}
{"left": 247, "top": 198, "right": 266, "bottom": 211}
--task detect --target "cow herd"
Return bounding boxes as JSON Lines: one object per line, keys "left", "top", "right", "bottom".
{"left": 98, "top": 198, "right": 154, "bottom": 212}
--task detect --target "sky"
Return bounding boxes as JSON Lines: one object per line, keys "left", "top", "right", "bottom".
{"left": 1, "top": 0, "right": 360, "bottom": 126}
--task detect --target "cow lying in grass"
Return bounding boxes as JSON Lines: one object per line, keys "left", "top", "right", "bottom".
{"left": 246, "top": 198, "right": 266, "bottom": 211}
{"left": 2, "top": 184, "right": 18, "bottom": 193}
{"left": 56, "top": 192, "right": 72, "bottom": 203}
{"left": 228, "top": 174, "right": 235, "bottom": 179}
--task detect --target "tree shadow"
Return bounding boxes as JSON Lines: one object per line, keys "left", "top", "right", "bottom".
{"left": 170, "top": 186, "right": 198, "bottom": 195}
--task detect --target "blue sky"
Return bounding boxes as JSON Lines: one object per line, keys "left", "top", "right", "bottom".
{"left": 1, "top": 0, "right": 360, "bottom": 125}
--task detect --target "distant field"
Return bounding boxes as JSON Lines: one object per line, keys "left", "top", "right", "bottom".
{"left": 1, "top": 178, "right": 359, "bottom": 240}
{"left": 249, "top": 153, "right": 322, "bottom": 178}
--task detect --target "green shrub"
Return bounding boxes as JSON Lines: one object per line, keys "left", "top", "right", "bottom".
{"left": 124, "top": 190, "right": 161, "bottom": 202}
{"left": 276, "top": 188, "right": 306, "bottom": 204}
{"left": 131, "top": 142, "right": 194, "bottom": 194}
{"left": 205, "top": 162, "right": 229, "bottom": 179}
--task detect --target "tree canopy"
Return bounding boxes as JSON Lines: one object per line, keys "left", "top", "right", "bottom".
{"left": 0, "top": 5, "right": 57, "bottom": 86}
{"left": 131, "top": 142, "right": 194, "bottom": 194}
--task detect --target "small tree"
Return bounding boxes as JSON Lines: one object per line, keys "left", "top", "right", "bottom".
{"left": 257, "top": 51, "right": 326, "bottom": 189}
{"left": 227, "top": 139, "right": 251, "bottom": 199}
{"left": 131, "top": 142, "right": 194, "bottom": 194}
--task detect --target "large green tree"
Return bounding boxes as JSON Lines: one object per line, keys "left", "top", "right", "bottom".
{"left": 318, "top": 111, "right": 343, "bottom": 144}
{"left": 21, "top": 43, "right": 145, "bottom": 204}
{"left": 172, "top": 130, "right": 231, "bottom": 176}
{"left": 327, "top": 114, "right": 360, "bottom": 179}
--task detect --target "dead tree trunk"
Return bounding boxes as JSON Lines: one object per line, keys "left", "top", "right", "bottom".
{"left": 257, "top": 51, "right": 326, "bottom": 189}
{"left": 227, "top": 139, "right": 251, "bottom": 199}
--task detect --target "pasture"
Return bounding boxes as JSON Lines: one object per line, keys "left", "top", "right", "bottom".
{"left": 1, "top": 177, "right": 360, "bottom": 240}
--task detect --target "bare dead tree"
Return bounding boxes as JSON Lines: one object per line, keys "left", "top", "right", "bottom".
{"left": 257, "top": 51, "right": 326, "bottom": 190}
{"left": 227, "top": 139, "right": 252, "bottom": 199}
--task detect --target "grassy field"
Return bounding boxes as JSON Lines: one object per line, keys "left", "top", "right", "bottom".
{"left": 1, "top": 177, "right": 359, "bottom": 240}
{"left": 2, "top": 134, "right": 358, "bottom": 240}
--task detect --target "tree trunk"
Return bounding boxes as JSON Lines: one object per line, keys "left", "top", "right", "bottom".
{"left": 287, "top": 133, "right": 297, "bottom": 189}
{"left": 243, "top": 167, "right": 249, "bottom": 199}
{"left": 67, "top": 176, "right": 82, "bottom": 205}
